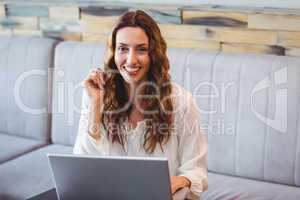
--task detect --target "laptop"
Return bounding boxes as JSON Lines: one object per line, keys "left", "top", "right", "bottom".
{"left": 47, "top": 154, "right": 173, "bottom": 200}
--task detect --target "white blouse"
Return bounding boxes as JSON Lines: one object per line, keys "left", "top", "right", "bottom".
{"left": 73, "top": 83, "right": 208, "bottom": 199}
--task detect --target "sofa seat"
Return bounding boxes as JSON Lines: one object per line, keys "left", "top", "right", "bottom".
{"left": 0, "top": 144, "right": 72, "bottom": 200}
{"left": 0, "top": 133, "right": 47, "bottom": 164}
{"left": 202, "top": 172, "right": 300, "bottom": 200}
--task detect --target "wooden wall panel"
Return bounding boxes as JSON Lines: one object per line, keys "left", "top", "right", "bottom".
{"left": 144, "top": 8, "right": 181, "bottom": 24}
{"left": 6, "top": 4, "right": 48, "bottom": 17}
{"left": 248, "top": 14, "right": 300, "bottom": 31}
{"left": 82, "top": 33, "right": 108, "bottom": 43}
{"left": 160, "top": 25, "right": 277, "bottom": 45}
{"left": 39, "top": 18, "right": 82, "bottom": 32}
{"left": 40, "top": 18, "right": 82, "bottom": 40}
{"left": 0, "top": 17, "right": 38, "bottom": 30}
{"left": 205, "top": 27, "right": 278, "bottom": 45}
{"left": 182, "top": 10, "right": 248, "bottom": 27}
{"left": 159, "top": 24, "right": 207, "bottom": 40}
{"left": 0, "top": 3, "right": 299, "bottom": 56}
{"left": 49, "top": 6, "right": 79, "bottom": 19}
{"left": 81, "top": 16, "right": 115, "bottom": 34}
{"left": 43, "top": 30, "right": 81, "bottom": 41}
{"left": 285, "top": 47, "right": 300, "bottom": 56}
{"left": 278, "top": 32, "right": 300, "bottom": 48}
{"left": 222, "top": 43, "right": 284, "bottom": 55}
{"left": 0, "top": 4, "right": 5, "bottom": 17}
{"left": 165, "top": 38, "right": 220, "bottom": 49}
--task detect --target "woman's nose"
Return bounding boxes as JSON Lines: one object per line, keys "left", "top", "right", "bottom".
{"left": 126, "top": 50, "right": 138, "bottom": 66}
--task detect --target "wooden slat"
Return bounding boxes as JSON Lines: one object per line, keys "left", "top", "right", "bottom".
{"left": 165, "top": 38, "right": 220, "bottom": 49}
{"left": 12, "top": 29, "right": 42, "bottom": 36}
{"left": 0, "top": 17, "right": 38, "bottom": 29}
{"left": 6, "top": 4, "right": 48, "bottom": 17}
{"left": 248, "top": 14, "right": 300, "bottom": 31}
{"left": 81, "top": 7, "right": 121, "bottom": 34}
{"left": 144, "top": 8, "right": 181, "bottom": 24}
{"left": 81, "top": 16, "right": 115, "bottom": 35}
{"left": 278, "top": 31, "right": 300, "bottom": 48}
{"left": 160, "top": 24, "right": 277, "bottom": 45}
{"left": 285, "top": 47, "right": 300, "bottom": 57}
{"left": 49, "top": 6, "right": 79, "bottom": 19}
{"left": 222, "top": 43, "right": 284, "bottom": 55}
{"left": 182, "top": 10, "right": 248, "bottom": 27}
{"left": 80, "top": 6, "right": 128, "bottom": 18}
{"left": 39, "top": 18, "right": 82, "bottom": 32}
{"left": 183, "top": 6, "right": 300, "bottom": 16}
{"left": 43, "top": 30, "right": 81, "bottom": 41}
{"left": 0, "top": 4, "right": 5, "bottom": 17}
{"left": 207, "top": 27, "right": 278, "bottom": 45}
{"left": 40, "top": 18, "right": 82, "bottom": 41}
{"left": 159, "top": 24, "right": 207, "bottom": 40}
{"left": 82, "top": 33, "right": 108, "bottom": 43}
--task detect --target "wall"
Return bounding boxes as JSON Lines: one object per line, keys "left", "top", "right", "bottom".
{"left": 0, "top": 1, "right": 300, "bottom": 56}
{"left": 107, "top": 0, "right": 300, "bottom": 9}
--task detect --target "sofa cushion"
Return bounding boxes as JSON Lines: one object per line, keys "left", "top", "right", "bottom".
{"left": 0, "top": 132, "right": 46, "bottom": 164}
{"left": 0, "top": 36, "right": 57, "bottom": 141}
{"left": 51, "top": 41, "right": 106, "bottom": 146}
{"left": 202, "top": 172, "right": 300, "bottom": 200}
{"left": 0, "top": 144, "right": 72, "bottom": 200}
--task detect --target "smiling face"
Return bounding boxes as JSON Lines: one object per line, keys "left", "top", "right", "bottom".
{"left": 114, "top": 26, "right": 150, "bottom": 88}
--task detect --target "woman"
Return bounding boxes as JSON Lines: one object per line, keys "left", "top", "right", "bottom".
{"left": 74, "top": 10, "right": 208, "bottom": 199}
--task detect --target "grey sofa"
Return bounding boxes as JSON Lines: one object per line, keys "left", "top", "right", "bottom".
{"left": 0, "top": 36, "right": 300, "bottom": 200}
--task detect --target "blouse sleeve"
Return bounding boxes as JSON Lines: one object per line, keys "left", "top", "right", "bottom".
{"left": 176, "top": 93, "right": 208, "bottom": 199}
{"left": 73, "top": 89, "right": 109, "bottom": 155}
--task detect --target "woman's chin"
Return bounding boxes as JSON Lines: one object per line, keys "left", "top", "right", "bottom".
{"left": 123, "top": 77, "right": 140, "bottom": 86}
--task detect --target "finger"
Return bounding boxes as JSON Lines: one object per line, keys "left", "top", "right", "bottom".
{"left": 88, "top": 72, "right": 101, "bottom": 88}
{"left": 88, "top": 68, "right": 106, "bottom": 90}
{"left": 83, "top": 78, "right": 97, "bottom": 90}
{"left": 85, "top": 72, "right": 100, "bottom": 88}
{"left": 94, "top": 69, "right": 105, "bottom": 89}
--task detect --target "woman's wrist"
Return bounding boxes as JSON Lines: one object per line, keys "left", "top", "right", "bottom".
{"left": 88, "top": 99, "right": 103, "bottom": 140}
{"left": 88, "top": 123, "right": 102, "bottom": 140}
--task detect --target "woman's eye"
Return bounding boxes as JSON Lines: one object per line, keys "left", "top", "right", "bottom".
{"left": 118, "top": 47, "right": 128, "bottom": 52}
{"left": 137, "top": 48, "right": 148, "bottom": 53}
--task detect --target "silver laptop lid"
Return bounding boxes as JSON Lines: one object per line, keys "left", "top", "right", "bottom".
{"left": 47, "top": 154, "right": 172, "bottom": 200}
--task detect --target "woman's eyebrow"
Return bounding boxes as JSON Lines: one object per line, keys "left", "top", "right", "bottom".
{"left": 136, "top": 43, "right": 148, "bottom": 47}
{"left": 117, "top": 43, "right": 129, "bottom": 46}
{"left": 117, "top": 43, "right": 148, "bottom": 47}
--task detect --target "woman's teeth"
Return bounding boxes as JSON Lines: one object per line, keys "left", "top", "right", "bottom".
{"left": 124, "top": 66, "right": 141, "bottom": 73}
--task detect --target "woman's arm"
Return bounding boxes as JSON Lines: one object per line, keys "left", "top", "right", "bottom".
{"left": 176, "top": 93, "right": 208, "bottom": 199}
{"left": 73, "top": 69, "right": 109, "bottom": 155}
{"left": 83, "top": 68, "right": 105, "bottom": 140}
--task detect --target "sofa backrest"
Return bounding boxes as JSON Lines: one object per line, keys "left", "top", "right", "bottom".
{"left": 52, "top": 41, "right": 300, "bottom": 187}
{"left": 51, "top": 41, "right": 106, "bottom": 145}
{"left": 0, "top": 36, "right": 56, "bottom": 141}
{"left": 169, "top": 48, "right": 300, "bottom": 187}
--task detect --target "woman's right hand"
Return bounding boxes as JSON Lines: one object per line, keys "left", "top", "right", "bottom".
{"left": 83, "top": 68, "right": 105, "bottom": 103}
{"left": 82, "top": 68, "right": 106, "bottom": 140}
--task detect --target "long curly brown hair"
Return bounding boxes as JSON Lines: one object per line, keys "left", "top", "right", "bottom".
{"left": 102, "top": 10, "right": 173, "bottom": 153}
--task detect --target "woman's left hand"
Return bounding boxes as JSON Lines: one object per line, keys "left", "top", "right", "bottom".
{"left": 170, "top": 176, "right": 191, "bottom": 194}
